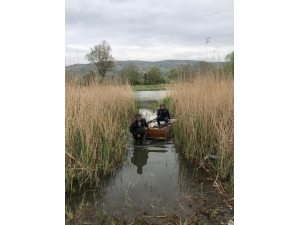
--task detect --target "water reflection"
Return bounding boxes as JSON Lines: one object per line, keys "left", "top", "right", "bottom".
{"left": 131, "top": 147, "right": 148, "bottom": 174}
{"left": 133, "top": 90, "right": 166, "bottom": 101}
{"left": 130, "top": 144, "right": 170, "bottom": 175}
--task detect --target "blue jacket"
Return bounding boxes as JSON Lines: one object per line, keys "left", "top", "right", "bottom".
{"left": 157, "top": 108, "right": 170, "bottom": 119}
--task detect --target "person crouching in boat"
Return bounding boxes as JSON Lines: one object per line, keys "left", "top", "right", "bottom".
{"left": 130, "top": 114, "right": 148, "bottom": 145}
{"left": 157, "top": 104, "right": 170, "bottom": 125}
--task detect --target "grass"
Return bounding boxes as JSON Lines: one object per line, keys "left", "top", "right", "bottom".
{"left": 132, "top": 84, "right": 167, "bottom": 91}
{"left": 167, "top": 73, "right": 234, "bottom": 195}
{"left": 65, "top": 78, "right": 136, "bottom": 193}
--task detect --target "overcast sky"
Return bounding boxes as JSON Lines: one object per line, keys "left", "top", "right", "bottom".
{"left": 65, "top": 0, "right": 233, "bottom": 64}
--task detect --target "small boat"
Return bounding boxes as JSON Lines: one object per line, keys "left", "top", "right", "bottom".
{"left": 145, "top": 118, "right": 176, "bottom": 140}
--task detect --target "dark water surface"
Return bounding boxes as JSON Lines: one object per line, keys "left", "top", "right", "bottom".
{"left": 66, "top": 91, "right": 233, "bottom": 224}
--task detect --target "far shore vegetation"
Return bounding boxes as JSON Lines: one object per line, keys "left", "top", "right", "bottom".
{"left": 66, "top": 40, "right": 233, "bottom": 88}
{"left": 132, "top": 84, "right": 167, "bottom": 91}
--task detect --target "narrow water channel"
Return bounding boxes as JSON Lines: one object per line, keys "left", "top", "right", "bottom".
{"left": 66, "top": 91, "right": 233, "bottom": 225}
{"left": 96, "top": 91, "right": 198, "bottom": 216}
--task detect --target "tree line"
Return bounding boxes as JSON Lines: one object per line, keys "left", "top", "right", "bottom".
{"left": 75, "top": 40, "right": 234, "bottom": 85}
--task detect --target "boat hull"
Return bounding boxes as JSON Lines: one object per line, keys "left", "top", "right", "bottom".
{"left": 145, "top": 119, "right": 174, "bottom": 140}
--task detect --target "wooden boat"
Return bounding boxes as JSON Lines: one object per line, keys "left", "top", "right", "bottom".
{"left": 145, "top": 118, "right": 176, "bottom": 140}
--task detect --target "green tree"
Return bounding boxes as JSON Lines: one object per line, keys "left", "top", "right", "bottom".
{"left": 119, "top": 63, "right": 141, "bottom": 85}
{"left": 224, "top": 51, "right": 234, "bottom": 76}
{"left": 144, "top": 72, "right": 148, "bottom": 84}
{"left": 146, "top": 66, "right": 162, "bottom": 84}
{"left": 85, "top": 40, "right": 115, "bottom": 78}
{"left": 167, "top": 67, "right": 179, "bottom": 80}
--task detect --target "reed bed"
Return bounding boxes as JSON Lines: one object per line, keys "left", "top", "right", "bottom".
{"left": 65, "top": 80, "right": 135, "bottom": 193}
{"left": 167, "top": 74, "right": 234, "bottom": 190}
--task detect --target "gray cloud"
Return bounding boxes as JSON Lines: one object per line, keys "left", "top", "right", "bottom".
{"left": 65, "top": 0, "right": 233, "bottom": 64}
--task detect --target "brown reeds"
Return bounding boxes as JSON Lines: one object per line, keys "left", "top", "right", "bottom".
{"left": 65, "top": 78, "right": 135, "bottom": 192}
{"left": 167, "top": 73, "right": 234, "bottom": 192}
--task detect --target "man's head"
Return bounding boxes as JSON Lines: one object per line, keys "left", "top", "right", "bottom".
{"left": 160, "top": 104, "right": 165, "bottom": 110}
{"left": 135, "top": 114, "right": 142, "bottom": 122}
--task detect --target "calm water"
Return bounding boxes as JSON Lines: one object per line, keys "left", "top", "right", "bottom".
{"left": 94, "top": 91, "right": 198, "bottom": 216}
{"left": 134, "top": 90, "right": 167, "bottom": 110}
{"left": 134, "top": 90, "right": 167, "bottom": 101}
{"left": 66, "top": 91, "right": 233, "bottom": 224}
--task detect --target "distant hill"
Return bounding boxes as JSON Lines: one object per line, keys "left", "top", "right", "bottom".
{"left": 65, "top": 60, "right": 226, "bottom": 76}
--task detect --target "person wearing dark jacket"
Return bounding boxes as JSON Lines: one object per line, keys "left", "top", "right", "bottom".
{"left": 130, "top": 114, "right": 148, "bottom": 145}
{"left": 157, "top": 104, "right": 170, "bottom": 125}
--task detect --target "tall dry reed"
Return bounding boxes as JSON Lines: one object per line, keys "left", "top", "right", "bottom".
{"left": 65, "top": 79, "right": 135, "bottom": 192}
{"left": 167, "top": 74, "right": 234, "bottom": 189}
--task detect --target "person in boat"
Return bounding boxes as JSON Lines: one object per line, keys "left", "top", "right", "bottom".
{"left": 157, "top": 104, "right": 171, "bottom": 125}
{"left": 130, "top": 114, "right": 148, "bottom": 145}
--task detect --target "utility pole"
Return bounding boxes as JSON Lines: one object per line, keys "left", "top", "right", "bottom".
{"left": 206, "top": 37, "right": 210, "bottom": 61}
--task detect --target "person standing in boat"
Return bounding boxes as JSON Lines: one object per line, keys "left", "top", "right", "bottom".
{"left": 157, "top": 104, "right": 171, "bottom": 125}
{"left": 130, "top": 114, "right": 148, "bottom": 145}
